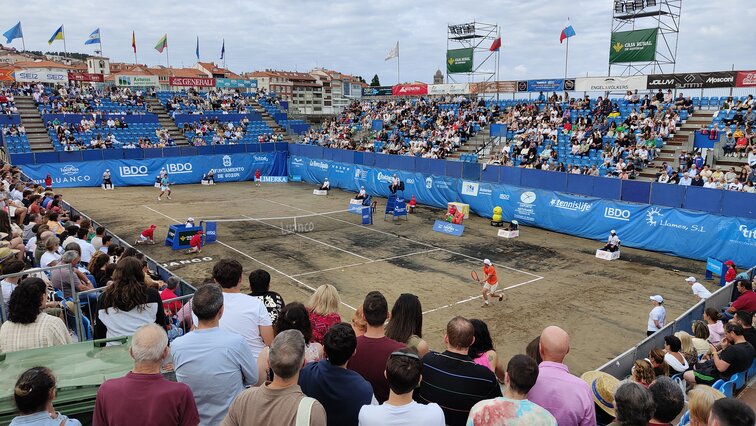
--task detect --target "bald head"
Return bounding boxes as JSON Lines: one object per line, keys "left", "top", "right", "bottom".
{"left": 446, "top": 316, "right": 474, "bottom": 350}
{"left": 539, "top": 326, "right": 570, "bottom": 363}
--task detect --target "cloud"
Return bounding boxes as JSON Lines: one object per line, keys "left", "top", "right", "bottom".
{"left": 3, "top": 0, "right": 754, "bottom": 82}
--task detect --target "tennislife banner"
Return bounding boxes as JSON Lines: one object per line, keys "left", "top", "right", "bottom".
{"left": 288, "top": 155, "right": 756, "bottom": 267}
{"left": 609, "top": 28, "right": 657, "bottom": 63}
{"left": 447, "top": 48, "right": 474, "bottom": 73}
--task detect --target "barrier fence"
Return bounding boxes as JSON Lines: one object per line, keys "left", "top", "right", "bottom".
{"left": 288, "top": 144, "right": 756, "bottom": 219}
{"left": 599, "top": 266, "right": 754, "bottom": 379}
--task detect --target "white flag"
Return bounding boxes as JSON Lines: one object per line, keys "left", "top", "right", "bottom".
{"left": 385, "top": 41, "right": 399, "bottom": 61}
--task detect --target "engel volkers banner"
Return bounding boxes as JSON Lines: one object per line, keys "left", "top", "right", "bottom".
{"left": 574, "top": 76, "right": 647, "bottom": 92}
{"left": 288, "top": 155, "right": 756, "bottom": 267}
{"left": 20, "top": 152, "right": 287, "bottom": 188}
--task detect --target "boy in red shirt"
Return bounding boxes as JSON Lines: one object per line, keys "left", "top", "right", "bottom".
{"left": 255, "top": 169, "right": 262, "bottom": 187}
{"left": 186, "top": 230, "right": 203, "bottom": 254}
{"left": 136, "top": 224, "right": 157, "bottom": 245}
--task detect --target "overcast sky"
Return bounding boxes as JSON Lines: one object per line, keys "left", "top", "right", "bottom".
{"left": 4, "top": 0, "right": 755, "bottom": 84}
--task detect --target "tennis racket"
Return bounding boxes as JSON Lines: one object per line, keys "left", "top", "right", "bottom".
{"left": 471, "top": 270, "right": 480, "bottom": 283}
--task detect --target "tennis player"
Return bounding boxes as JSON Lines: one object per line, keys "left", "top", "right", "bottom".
{"left": 136, "top": 224, "right": 157, "bottom": 245}
{"left": 186, "top": 230, "right": 203, "bottom": 254}
{"left": 480, "top": 259, "right": 504, "bottom": 307}
{"left": 157, "top": 174, "right": 172, "bottom": 201}
{"left": 255, "top": 169, "right": 262, "bottom": 187}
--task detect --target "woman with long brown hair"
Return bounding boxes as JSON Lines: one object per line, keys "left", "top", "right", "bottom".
{"left": 94, "top": 257, "right": 165, "bottom": 341}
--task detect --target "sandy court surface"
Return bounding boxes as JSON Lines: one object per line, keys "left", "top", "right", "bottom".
{"left": 62, "top": 181, "right": 710, "bottom": 374}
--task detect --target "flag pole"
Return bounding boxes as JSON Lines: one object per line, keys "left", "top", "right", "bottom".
{"left": 397, "top": 41, "right": 400, "bottom": 84}
{"left": 166, "top": 45, "right": 170, "bottom": 68}
{"left": 564, "top": 36, "right": 569, "bottom": 80}
{"left": 62, "top": 25, "right": 68, "bottom": 58}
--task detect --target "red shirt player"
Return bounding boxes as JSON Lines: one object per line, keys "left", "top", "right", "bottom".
{"left": 255, "top": 169, "right": 262, "bottom": 187}
{"left": 136, "top": 224, "right": 157, "bottom": 245}
{"left": 44, "top": 173, "right": 53, "bottom": 188}
{"left": 187, "top": 230, "right": 203, "bottom": 254}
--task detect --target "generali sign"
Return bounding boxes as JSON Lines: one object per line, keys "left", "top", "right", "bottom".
{"left": 169, "top": 77, "right": 216, "bottom": 87}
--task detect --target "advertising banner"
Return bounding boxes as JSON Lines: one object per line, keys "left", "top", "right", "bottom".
{"left": 470, "top": 81, "right": 517, "bottom": 94}
{"left": 362, "top": 86, "right": 393, "bottom": 96}
{"left": 736, "top": 70, "right": 756, "bottom": 87}
{"left": 609, "top": 28, "right": 658, "bottom": 63}
{"left": 0, "top": 68, "right": 14, "bottom": 82}
{"left": 646, "top": 72, "right": 736, "bottom": 89}
{"left": 427, "top": 83, "right": 470, "bottom": 95}
{"left": 215, "top": 78, "right": 258, "bottom": 88}
{"left": 169, "top": 77, "right": 216, "bottom": 87}
{"left": 524, "top": 79, "right": 574, "bottom": 92}
{"left": 574, "top": 75, "right": 646, "bottom": 92}
{"left": 115, "top": 74, "right": 159, "bottom": 87}
{"left": 287, "top": 155, "right": 756, "bottom": 267}
{"left": 446, "top": 48, "right": 474, "bottom": 73}
{"left": 67, "top": 72, "right": 105, "bottom": 83}
{"left": 392, "top": 83, "right": 428, "bottom": 96}
{"left": 14, "top": 69, "right": 68, "bottom": 84}
{"left": 19, "top": 152, "right": 286, "bottom": 188}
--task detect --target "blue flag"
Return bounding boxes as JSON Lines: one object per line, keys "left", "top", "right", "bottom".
{"left": 195, "top": 36, "right": 200, "bottom": 60}
{"left": 220, "top": 39, "right": 225, "bottom": 60}
{"left": 3, "top": 22, "right": 23, "bottom": 44}
{"left": 85, "top": 28, "right": 101, "bottom": 45}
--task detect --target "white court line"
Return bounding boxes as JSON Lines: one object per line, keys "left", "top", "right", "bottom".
{"left": 421, "top": 276, "right": 545, "bottom": 315}
{"left": 263, "top": 198, "right": 544, "bottom": 279}
{"left": 240, "top": 214, "right": 372, "bottom": 261}
{"left": 141, "top": 205, "right": 357, "bottom": 311}
{"left": 291, "top": 248, "right": 442, "bottom": 278}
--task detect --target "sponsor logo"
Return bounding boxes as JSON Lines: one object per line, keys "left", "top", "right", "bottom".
{"left": 461, "top": 181, "right": 479, "bottom": 197}
{"left": 649, "top": 79, "right": 674, "bottom": 86}
{"left": 308, "top": 160, "right": 329, "bottom": 171}
{"left": 60, "top": 165, "right": 79, "bottom": 176}
{"left": 604, "top": 207, "right": 631, "bottom": 221}
{"left": 520, "top": 191, "right": 536, "bottom": 204}
{"left": 376, "top": 172, "right": 395, "bottom": 183}
{"left": 253, "top": 155, "right": 269, "bottom": 162}
{"left": 479, "top": 187, "right": 492, "bottom": 196}
{"left": 645, "top": 207, "right": 706, "bottom": 232}
{"left": 222, "top": 155, "right": 232, "bottom": 167}
{"left": 741, "top": 72, "right": 756, "bottom": 86}
{"left": 405, "top": 178, "right": 415, "bottom": 185}
{"left": 563, "top": 79, "right": 575, "bottom": 90}
{"left": 684, "top": 74, "right": 696, "bottom": 83}
{"left": 425, "top": 177, "right": 433, "bottom": 189}
{"left": 517, "top": 81, "right": 528, "bottom": 91}
{"left": 354, "top": 168, "right": 368, "bottom": 179}
{"left": 166, "top": 162, "right": 193, "bottom": 174}
{"left": 120, "top": 165, "right": 149, "bottom": 177}
{"left": 738, "top": 225, "right": 756, "bottom": 239}
{"left": 259, "top": 176, "right": 288, "bottom": 183}
{"left": 612, "top": 42, "right": 623, "bottom": 53}
{"left": 705, "top": 76, "right": 734, "bottom": 84}
{"left": 162, "top": 256, "right": 214, "bottom": 269}
{"left": 498, "top": 193, "right": 510, "bottom": 201}
{"left": 549, "top": 198, "right": 591, "bottom": 212}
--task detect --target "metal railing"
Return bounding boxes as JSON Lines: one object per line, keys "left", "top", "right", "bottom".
{"left": 598, "top": 265, "right": 754, "bottom": 379}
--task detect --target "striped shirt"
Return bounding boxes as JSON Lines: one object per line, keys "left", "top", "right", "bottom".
{"left": 415, "top": 351, "right": 502, "bottom": 426}
{"left": 0, "top": 312, "right": 71, "bottom": 353}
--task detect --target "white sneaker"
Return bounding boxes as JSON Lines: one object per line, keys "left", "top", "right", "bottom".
{"left": 167, "top": 196, "right": 172, "bottom": 200}
{"left": 157, "top": 197, "right": 161, "bottom": 201}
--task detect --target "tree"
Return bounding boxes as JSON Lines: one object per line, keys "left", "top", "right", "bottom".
{"left": 370, "top": 74, "right": 380, "bottom": 87}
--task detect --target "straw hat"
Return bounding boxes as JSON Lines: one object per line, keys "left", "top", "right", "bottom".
{"left": 581, "top": 370, "right": 620, "bottom": 417}
{"left": 0, "top": 232, "right": 8, "bottom": 239}
{"left": 0, "top": 246, "right": 20, "bottom": 261}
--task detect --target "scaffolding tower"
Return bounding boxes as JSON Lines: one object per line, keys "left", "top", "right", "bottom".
{"left": 446, "top": 21, "right": 500, "bottom": 84}
{"left": 608, "top": 0, "right": 682, "bottom": 76}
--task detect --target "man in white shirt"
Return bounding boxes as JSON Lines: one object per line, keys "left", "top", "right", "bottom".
{"left": 647, "top": 295, "right": 666, "bottom": 336}
{"left": 685, "top": 277, "right": 712, "bottom": 300}
{"left": 72, "top": 227, "right": 96, "bottom": 265}
{"left": 678, "top": 173, "right": 692, "bottom": 186}
{"left": 193, "top": 259, "right": 273, "bottom": 359}
{"left": 601, "top": 230, "right": 620, "bottom": 252}
{"left": 358, "top": 348, "right": 445, "bottom": 426}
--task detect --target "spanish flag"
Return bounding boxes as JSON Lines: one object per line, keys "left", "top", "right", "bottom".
{"left": 48, "top": 25, "right": 64, "bottom": 45}
{"left": 131, "top": 31, "right": 136, "bottom": 53}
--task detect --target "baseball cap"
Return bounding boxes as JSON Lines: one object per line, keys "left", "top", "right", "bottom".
{"left": 150, "top": 224, "right": 157, "bottom": 228}
{"left": 511, "top": 220, "right": 518, "bottom": 225}
{"left": 483, "top": 259, "right": 492, "bottom": 265}
{"left": 187, "top": 217, "right": 194, "bottom": 222}
{"left": 685, "top": 277, "right": 696, "bottom": 283}
{"left": 650, "top": 295, "right": 664, "bottom": 304}
{"left": 725, "top": 260, "right": 735, "bottom": 266}
{"left": 610, "top": 229, "right": 616, "bottom": 234}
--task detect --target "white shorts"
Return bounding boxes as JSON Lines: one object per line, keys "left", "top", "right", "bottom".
{"left": 483, "top": 282, "right": 499, "bottom": 293}
{"left": 7, "top": 206, "right": 16, "bottom": 217}
{"left": 138, "top": 234, "right": 149, "bottom": 242}
{"left": 160, "top": 185, "right": 170, "bottom": 191}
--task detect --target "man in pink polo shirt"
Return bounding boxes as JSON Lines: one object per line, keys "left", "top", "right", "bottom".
{"left": 527, "top": 326, "right": 595, "bottom": 426}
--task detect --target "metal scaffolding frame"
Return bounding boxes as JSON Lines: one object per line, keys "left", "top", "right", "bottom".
{"left": 446, "top": 21, "right": 500, "bottom": 85}
{"left": 608, "top": 0, "right": 683, "bottom": 76}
